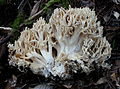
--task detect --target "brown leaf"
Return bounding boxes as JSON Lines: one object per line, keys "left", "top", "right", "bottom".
{"left": 111, "top": 73, "right": 117, "bottom": 81}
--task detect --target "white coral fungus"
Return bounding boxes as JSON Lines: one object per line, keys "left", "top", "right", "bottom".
{"left": 8, "top": 7, "right": 111, "bottom": 78}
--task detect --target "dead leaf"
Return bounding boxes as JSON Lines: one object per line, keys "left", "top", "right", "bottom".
{"left": 30, "top": 0, "right": 41, "bottom": 17}
{"left": 5, "top": 75, "right": 17, "bottom": 89}
{"left": 81, "top": 0, "right": 95, "bottom": 7}
{"left": 95, "top": 77, "right": 107, "bottom": 85}
{"left": 112, "top": 0, "right": 120, "bottom": 4}
{"left": 29, "top": 84, "right": 53, "bottom": 89}
{"left": 63, "top": 84, "right": 72, "bottom": 89}
{"left": 0, "top": 27, "right": 12, "bottom": 34}
{"left": 113, "top": 11, "right": 119, "bottom": 19}
{"left": 111, "top": 73, "right": 117, "bottom": 81}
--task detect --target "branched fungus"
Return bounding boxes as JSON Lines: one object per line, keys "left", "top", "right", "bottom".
{"left": 8, "top": 7, "right": 112, "bottom": 78}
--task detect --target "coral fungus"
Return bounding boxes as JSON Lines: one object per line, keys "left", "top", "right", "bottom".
{"left": 8, "top": 7, "right": 111, "bottom": 78}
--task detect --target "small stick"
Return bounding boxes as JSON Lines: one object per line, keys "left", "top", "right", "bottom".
{"left": 0, "top": 27, "right": 12, "bottom": 31}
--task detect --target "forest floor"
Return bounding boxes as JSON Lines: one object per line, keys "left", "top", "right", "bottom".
{"left": 0, "top": 0, "right": 120, "bottom": 89}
